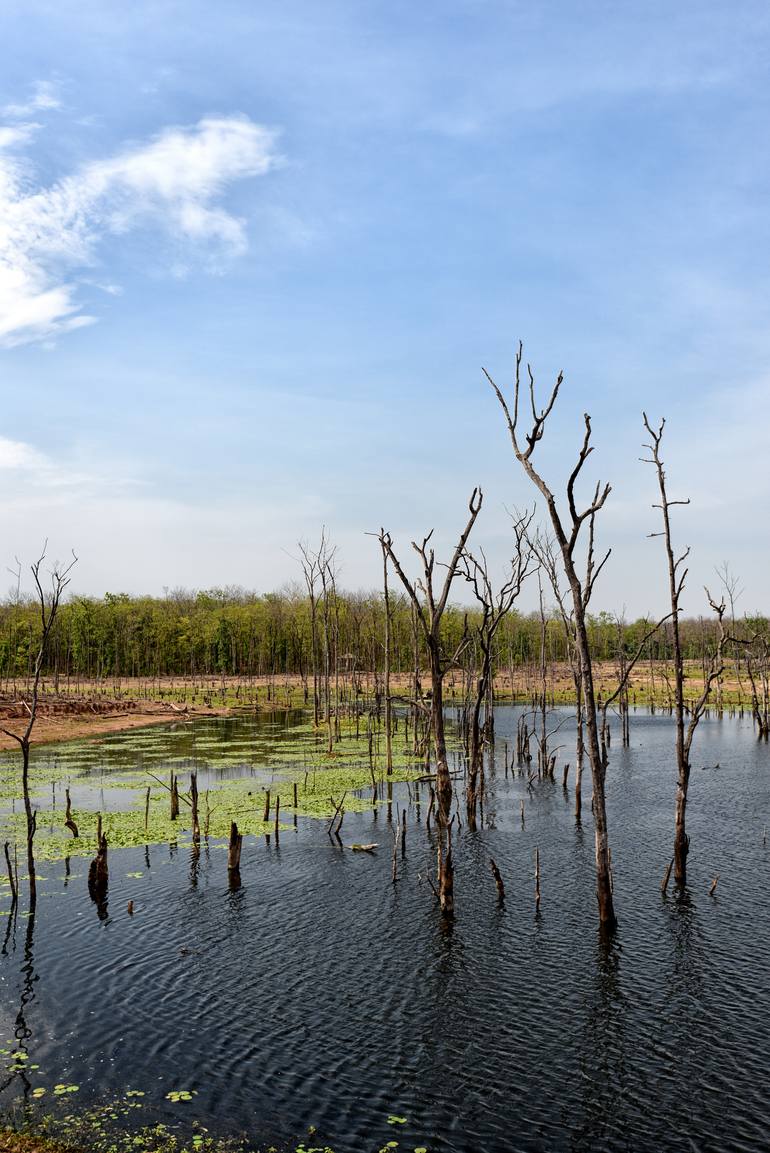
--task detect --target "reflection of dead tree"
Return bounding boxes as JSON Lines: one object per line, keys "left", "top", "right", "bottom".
{"left": 382, "top": 488, "right": 483, "bottom": 914}
{"left": 459, "top": 510, "right": 534, "bottom": 828}
{"left": 1, "top": 547, "right": 76, "bottom": 908}
{"left": 642, "top": 415, "right": 726, "bottom": 887}
{"left": 486, "top": 345, "right": 616, "bottom": 929}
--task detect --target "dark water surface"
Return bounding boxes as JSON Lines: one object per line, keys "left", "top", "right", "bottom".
{"left": 0, "top": 707, "right": 769, "bottom": 1153}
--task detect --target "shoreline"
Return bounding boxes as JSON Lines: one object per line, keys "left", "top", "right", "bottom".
{"left": 0, "top": 661, "right": 752, "bottom": 753}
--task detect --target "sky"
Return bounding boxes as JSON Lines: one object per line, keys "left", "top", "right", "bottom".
{"left": 0, "top": 0, "right": 768, "bottom": 617}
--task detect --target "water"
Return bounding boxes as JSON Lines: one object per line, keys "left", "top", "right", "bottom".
{"left": 0, "top": 706, "right": 768, "bottom": 1153}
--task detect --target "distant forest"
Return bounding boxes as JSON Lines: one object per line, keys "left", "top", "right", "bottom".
{"left": 0, "top": 586, "right": 760, "bottom": 682}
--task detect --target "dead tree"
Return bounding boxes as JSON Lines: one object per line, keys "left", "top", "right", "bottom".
{"left": 642, "top": 415, "right": 727, "bottom": 886}
{"left": 744, "top": 632, "right": 770, "bottom": 740}
{"left": 378, "top": 531, "right": 394, "bottom": 775}
{"left": 381, "top": 488, "right": 483, "bottom": 914}
{"left": 459, "top": 509, "right": 534, "bottom": 828}
{"left": 531, "top": 532, "right": 586, "bottom": 821}
{"left": 1, "top": 547, "right": 76, "bottom": 907}
{"left": 486, "top": 346, "right": 616, "bottom": 930}
{"left": 599, "top": 612, "right": 673, "bottom": 764}
{"left": 297, "top": 533, "right": 326, "bottom": 728}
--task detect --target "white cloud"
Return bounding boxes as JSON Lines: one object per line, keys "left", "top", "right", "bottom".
{"left": 0, "top": 436, "right": 49, "bottom": 471}
{"left": 1, "top": 80, "right": 61, "bottom": 119}
{"left": 0, "top": 123, "right": 39, "bottom": 150}
{"left": 0, "top": 113, "right": 279, "bottom": 347}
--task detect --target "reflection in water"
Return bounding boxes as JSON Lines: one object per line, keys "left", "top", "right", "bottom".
{"left": 571, "top": 936, "right": 626, "bottom": 1152}
{"left": 189, "top": 842, "right": 201, "bottom": 888}
{"left": 0, "top": 902, "right": 37, "bottom": 1103}
{"left": 0, "top": 707, "right": 768, "bottom": 1153}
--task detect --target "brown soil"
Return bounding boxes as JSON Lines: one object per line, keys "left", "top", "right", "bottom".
{"left": 0, "top": 694, "right": 227, "bottom": 752}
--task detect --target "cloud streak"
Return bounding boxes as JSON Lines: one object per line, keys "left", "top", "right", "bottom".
{"left": 0, "top": 112, "right": 279, "bottom": 347}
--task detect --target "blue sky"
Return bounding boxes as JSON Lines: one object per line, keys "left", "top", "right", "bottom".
{"left": 0, "top": 0, "right": 768, "bottom": 616}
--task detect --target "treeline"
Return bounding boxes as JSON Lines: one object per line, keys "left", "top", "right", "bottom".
{"left": 0, "top": 586, "right": 761, "bottom": 684}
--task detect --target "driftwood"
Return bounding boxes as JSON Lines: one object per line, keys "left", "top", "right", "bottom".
{"left": 350, "top": 843, "right": 378, "bottom": 853}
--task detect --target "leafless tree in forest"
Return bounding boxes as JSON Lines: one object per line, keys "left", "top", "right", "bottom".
{"left": 716, "top": 561, "right": 746, "bottom": 702}
{"left": 642, "top": 415, "right": 727, "bottom": 886}
{"left": 297, "top": 530, "right": 337, "bottom": 738}
{"left": 485, "top": 345, "right": 617, "bottom": 930}
{"left": 459, "top": 508, "right": 534, "bottom": 828}
{"left": 743, "top": 631, "right": 770, "bottom": 740}
{"left": 1, "top": 546, "right": 76, "bottom": 907}
{"left": 297, "top": 536, "right": 323, "bottom": 726}
{"left": 381, "top": 488, "right": 483, "bottom": 914}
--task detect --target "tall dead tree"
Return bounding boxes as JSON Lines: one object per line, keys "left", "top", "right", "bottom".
{"left": 377, "top": 531, "right": 394, "bottom": 775}
{"left": 531, "top": 532, "right": 586, "bottom": 820}
{"left": 1, "top": 548, "right": 76, "bottom": 906}
{"left": 642, "top": 415, "right": 726, "bottom": 886}
{"left": 297, "top": 533, "right": 325, "bottom": 728}
{"left": 744, "top": 631, "right": 770, "bottom": 740}
{"left": 382, "top": 488, "right": 483, "bottom": 914}
{"left": 485, "top": 346, "right": 616, "bottom": 930}
{"left": 459, "top": 509, "right": 534, "bottom": 828}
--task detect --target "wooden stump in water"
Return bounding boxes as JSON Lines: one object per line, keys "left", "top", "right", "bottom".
{"left": 64, "top": 788, "right": 79, "bottom": 838}
{"left": 190, "top": 772, "right": 200, "bottom": 843}
{"left": 88, "top": 833, "right": 109, "bottom": 907}
{"left": 170, "top": 774, "right": 180, "bottom": 821}
{"left": 489, "top": 857, "right": 505, "bottom": 904}
{"left": 227, "top": 821, "right": 242, "bottom": 871}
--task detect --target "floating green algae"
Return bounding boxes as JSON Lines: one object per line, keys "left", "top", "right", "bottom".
{"left": 0, "top": 711, "right": 434, "bottom": 864}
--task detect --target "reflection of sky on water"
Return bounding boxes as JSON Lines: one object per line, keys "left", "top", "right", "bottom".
{"left": 0, "top": 706, "right": 768, "bottom": 1152}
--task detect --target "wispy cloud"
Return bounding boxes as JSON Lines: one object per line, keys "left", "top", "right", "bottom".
{"left": 1, "top": 80, "right": 61, "bottom": 119}
{"left": 0, "top": 111, "right": 279, "bottom": 348}
{"left": 0, "top": 436, "right": 49, "bottom": 471}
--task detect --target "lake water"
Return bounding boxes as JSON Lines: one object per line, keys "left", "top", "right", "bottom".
{"left": 0, "top": 706, "right": 768, "bottom": 1153}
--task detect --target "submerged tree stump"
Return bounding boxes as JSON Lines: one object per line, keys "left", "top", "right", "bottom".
{"left": 190, "top": 772, "right": 200, "bottom": 843}
{"left": 489, "top": 857, "right": 505, "bottom": 904}
{"left": 64, "top": 788, "right": 79, "bottom": 838}
{"left": 88, "top": 833, "right": 109, "bottom": 909}
{"left": 227, "top": 821, "right": 242, "bottom": 871}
